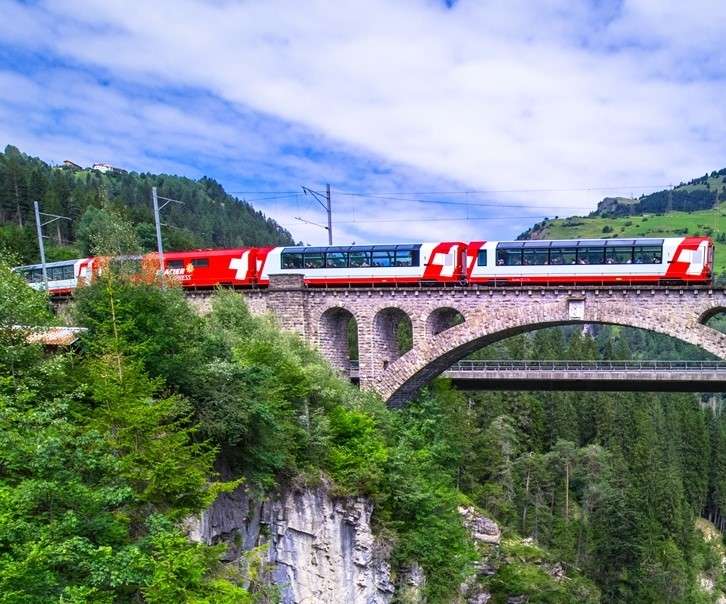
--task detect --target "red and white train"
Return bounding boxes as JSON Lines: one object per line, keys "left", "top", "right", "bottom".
{"left": 13, "top": 236, "right": 714, "bottom": 295}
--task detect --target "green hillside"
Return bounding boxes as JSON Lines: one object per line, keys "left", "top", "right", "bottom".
{"left": 0, "top": 145, "right": 294, "bottom": 263}
{"left": 520, "top": 202, "right": 726, "bottom": 278}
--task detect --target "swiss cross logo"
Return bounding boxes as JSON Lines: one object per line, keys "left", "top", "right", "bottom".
{"left": 423, "top": 242, "right": 464, "bottom": 280}
{"left": 229, "top": 251, "right": 250, "bottom": 280}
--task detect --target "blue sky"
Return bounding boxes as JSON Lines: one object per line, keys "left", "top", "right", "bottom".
{"left": 1, "top": 0, "right": 726, "bottom": 244}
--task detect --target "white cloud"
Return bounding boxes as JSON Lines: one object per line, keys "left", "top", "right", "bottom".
{"left": 1, "top": 0, "right": 725, "bottom": 244}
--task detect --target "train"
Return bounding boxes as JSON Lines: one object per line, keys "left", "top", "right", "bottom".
{"left": 12, "top": 236, "right": 714, "bottom": 295}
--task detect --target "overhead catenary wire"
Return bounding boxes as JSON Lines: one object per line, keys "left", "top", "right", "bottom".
{"left": 228, "top": 184, "right": 674, "bottom": 212}
{"left": 293, "top": 214, "right": 557, "bottom": 225}
{"left": 231, "top": 184, "right": 672, "bottom": 196}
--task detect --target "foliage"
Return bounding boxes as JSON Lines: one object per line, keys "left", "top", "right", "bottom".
{"left": 4, "top": 248, "right": 726, "bottom": 602}
{"left": 0, "top": 144, "right": 294, "bottom": 264}
{"left": 0, "top": 260, "right": 250, "bottom": 602}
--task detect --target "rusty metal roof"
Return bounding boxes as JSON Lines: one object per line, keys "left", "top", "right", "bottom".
{"left": 12, "top": 325, "right": 87, "bottom": 347}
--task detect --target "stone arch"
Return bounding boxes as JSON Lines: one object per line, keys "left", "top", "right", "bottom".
{"left": 373, "top": 306, "right": 413, "bottom": 370}
{"left": 699, "top": 306, "right": 726, "bottom": 325}
{"left": 426, "top": 306, "right": 465, "bottom": 338}
{"left": 374, "top": 298, "right": 726, "bottom": 407}
{"left": 318, "top": 306, "right": 358, "bottom": 373}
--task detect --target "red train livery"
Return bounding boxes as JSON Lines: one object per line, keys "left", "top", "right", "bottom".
{"left": 13, "top": 236, "right": 713, "bottom": 295}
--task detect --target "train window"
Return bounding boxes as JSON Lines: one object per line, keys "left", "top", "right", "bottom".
{"left": 28, "top": 269, "right": 42, "bottom": 283}
{"left": 349, "top": 251, "right": 370, "bottom": 268}
{"left": 633, "top": 246, "right": 662, "bottom": 264}
{"left": 579, "top": 247, "right": 605, "bottom": 265}
{"left": 304, "top": 253, "right": 324, "bottom": 269}
{"left": 50, "top": 265, "right": 74, "bottom": 280}
{"left": 550, "top": 247, "right": 577, "bottom": 265}
{"left": 496, "top": 249, "right": 522, "bottom": 266}
{"left": 167, "top": 260, "right": 184, "bottom": 269}
{"left": 605, "top": 247, "right": 633, "bottom": 264}
{"left": 477, "top": 250, "right": 487, "bottom": 266}
{"left": 522, "top": 248, "right": 549, "bottom": 265}
{"left": 394, "top": 250, "right": 417, "bottom": 267}
{"left": 48, "top": 265, "right": 74, "bottom": 281}
{"left": 325, "top": 252, "right": 347, "bottom": 268}
{"left": 191, "top": 258, "right": 209, "bottom": 268}
{"left": 282, "top": 252, "right": 303, "bottom": 269}
{"left": 371, "top": 250, "right": 393, "bottom": 267}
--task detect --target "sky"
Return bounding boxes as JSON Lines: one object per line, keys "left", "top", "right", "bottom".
{"left": 1, "top": 0, "right": 726, "bottom": 245}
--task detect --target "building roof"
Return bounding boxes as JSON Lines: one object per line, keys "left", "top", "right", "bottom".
{"left": 13, "top": 325, "right": 87, "bottom": 347}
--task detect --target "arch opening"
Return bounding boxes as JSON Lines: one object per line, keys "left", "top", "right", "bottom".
{"left": 426, "top": 306, "right": 465, "bottom": 338}
{"left": 702, "top": 307, "right": 726, "bottom": 334}
{"left": 385, "top": 316, "right": 726, "bottom": 407}
{"left": 373, "top": 307, "right": 413, "bottom": 369}
{"left": 319, "top": 307, "right": 358, "bottom": 373}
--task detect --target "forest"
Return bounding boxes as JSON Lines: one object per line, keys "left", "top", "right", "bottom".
{"left": 1, "top": 206, "right": 726, "bottom": 603}
{"left": 0, "top": 145, "right": 294, "bottom": 265}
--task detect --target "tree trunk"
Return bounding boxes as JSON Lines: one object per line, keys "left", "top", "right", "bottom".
{"left": 14, "top": 178, "right": 22, "bottom": 228}
{"left": 565, "top": 461, "right": 570, "bottom": 521}
{"left": 522, "top": 465, "right": 530, "bottom": 533}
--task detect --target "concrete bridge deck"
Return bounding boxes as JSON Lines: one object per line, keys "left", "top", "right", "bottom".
{"left": 350, "top": 360, "right": 726, "bottom": 393}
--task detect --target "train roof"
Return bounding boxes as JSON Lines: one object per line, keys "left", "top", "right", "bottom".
{"left": 159, "top": 247, "right": 259, "bottom": 259}
{"left": 281, "top": 243, "right": 423, "bottom": 253}
{"left": 498, "top": 238, "right": 665, "bottom": 249}
{"left": 13, "top": 258, "right": 87, "bottom": 270}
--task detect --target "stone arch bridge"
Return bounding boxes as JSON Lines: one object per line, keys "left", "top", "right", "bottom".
{"left": 189, "top": 274, "right": 726, "bottom": 407}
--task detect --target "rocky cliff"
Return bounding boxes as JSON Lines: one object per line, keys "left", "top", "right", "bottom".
{"left": 189, "top": 485, "right": 584, "bottom": 603}
{"left": 188, "top": 485, "right": 395, "bottom": 603}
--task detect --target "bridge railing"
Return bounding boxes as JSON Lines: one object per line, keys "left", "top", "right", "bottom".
{"left": 450, "top": 359, "right": 726, "bottom": 371}
{"left": 348, "top": 359, "right": 726, "bottom": 372}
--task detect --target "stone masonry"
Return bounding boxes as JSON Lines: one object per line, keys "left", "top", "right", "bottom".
{"left": 185, "top": 275, "right": 726, "bottom": 406}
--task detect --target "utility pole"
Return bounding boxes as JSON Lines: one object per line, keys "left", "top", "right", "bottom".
{"left": 152, "top": 186, "right": 164, "bottom": 273}
{"left": 301, "top": 184, "right": 333, "bottom": 245}
{"left": 326, "top": 183, "right": 332, "bottom": 245}
{"left": 151, "top": 186, "right": 184, "bottom": 278}
{"left": 33, "top": 201, "right": 48, "bottom": 290}
{"left": 33, "top": 201, "right": 70, "bottom": 291}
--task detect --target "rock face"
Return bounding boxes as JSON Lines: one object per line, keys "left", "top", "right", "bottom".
{"left": 459, "top": 506, "right": 501, "bottom": 545}
{"left": 188, "top": 486, "right": 395, "bottom": 604}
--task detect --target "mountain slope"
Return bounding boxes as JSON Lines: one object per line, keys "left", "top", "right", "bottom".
{"left": 519, "top": 177, "right": 726, "bottom": 278}
{"left": 0, "top": 145, "right": 294, "bottom": 263}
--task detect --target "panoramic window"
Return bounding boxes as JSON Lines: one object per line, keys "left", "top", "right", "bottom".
{"left": 605, "top": 247, "right": 633, "bottom": 264}
{"left": 325, "top": 252, "right": 347, "bottom": 268}
{"left": 304, "top": 253, "right": 324, "bottom": 269}
{"left": 522, "top": 248, "right": 549, "bottom": 265}
{"left": 550, "top": 247, "right": 577, "bottom": 265}
{"left": 349, "top": 251, "right": 370, "bottom": 268}
{"left": 282, "top": 252, "right": 303, "bottom": 269}
{"left": 28, "top": 268, "right": 42, "bottom": 283}
{"left": 579, "top": 247, "right": 605, "bottom": 265}
{"left": 634, "top": 246, "right": 662, "bottom": 264}
{"left": 497, "top": 249, "right": 522, "bottom": 266}
{"left": 394, "top": 250, "right": 415, "bottom": 267}
{"left": 371, "top": 250, "right": 394, "bottom": 267}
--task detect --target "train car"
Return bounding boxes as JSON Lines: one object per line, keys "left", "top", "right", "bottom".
{"left": 12, "top": 257, "right": 94, "bottom": 295}
{"left": 465, "top": 236, "right": 713, "bottom": 285}
{"left": 259, "top": 242, "right": 467, "bottom": 285}
{"left": 152, "top": 247, "right": 274, "bottom": 288}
